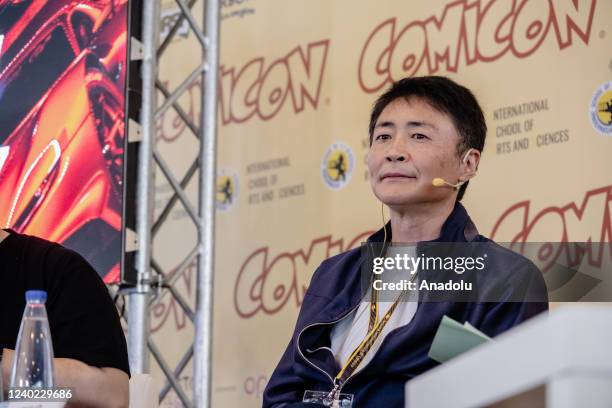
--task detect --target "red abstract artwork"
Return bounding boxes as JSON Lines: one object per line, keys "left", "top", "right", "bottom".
{"left": 0, "top": 0, "right": 129, "bottom": 282}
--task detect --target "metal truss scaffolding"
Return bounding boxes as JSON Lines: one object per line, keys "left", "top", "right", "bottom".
{"left": 126, "top": 1, "right": 220, "bottom": 407}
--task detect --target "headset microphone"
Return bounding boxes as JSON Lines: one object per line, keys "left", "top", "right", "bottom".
{"left": 432, "top": 149, "right": 475, "bottom": 189}
{"left": 432, "top": 178, "right": 466, "bottom": 188}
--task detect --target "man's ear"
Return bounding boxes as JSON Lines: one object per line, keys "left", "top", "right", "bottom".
{"left": 459, "top": 148, "right": 480, "bottom": 182}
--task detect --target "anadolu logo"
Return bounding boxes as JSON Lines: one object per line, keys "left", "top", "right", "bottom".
{"left": 590, "top": 82, "right": 612, "bottom": 136}
{"left": 216, "top": 169, "right": 239, "bottom": 211}
{"left": 321, "top": 142, "right": 354, "bottom": 190}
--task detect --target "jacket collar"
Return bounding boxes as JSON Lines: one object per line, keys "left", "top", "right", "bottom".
{"left": 366, "top": 201, "right": 477, "bottom": 244}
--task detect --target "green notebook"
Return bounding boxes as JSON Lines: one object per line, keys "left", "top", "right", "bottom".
{"left": 428, "top": 315, "right": 492, "bottom": 363}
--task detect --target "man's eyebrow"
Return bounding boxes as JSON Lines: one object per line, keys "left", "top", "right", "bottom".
{"left": 406, "top": 121, "right": 437, "bottom": 130}
{"left": 374, "top": 120, "right": 437, "bottom": 130}
{"left": 374, "top": 121, "right": 395, "bottom": 129}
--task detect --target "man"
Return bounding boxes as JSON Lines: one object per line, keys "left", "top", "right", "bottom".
{"left": 0, "top": 229, "right": 130, "bottom": 407}
{"left": 263, "top": 76, "right": 548, "bottom": 407}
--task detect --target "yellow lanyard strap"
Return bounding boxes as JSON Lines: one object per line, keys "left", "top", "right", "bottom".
{"left": 334, "top": 289, "right": 404, "bottom": 383}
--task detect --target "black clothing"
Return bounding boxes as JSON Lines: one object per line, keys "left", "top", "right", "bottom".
{"left": 0, "top": 231, "right": 130, "bottom": 376}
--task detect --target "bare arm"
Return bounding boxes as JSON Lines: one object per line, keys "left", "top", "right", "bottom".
{"left": 2, "top": 348, "right": 129, "bottom": 408}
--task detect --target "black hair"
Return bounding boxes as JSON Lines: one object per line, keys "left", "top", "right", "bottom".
{"left": 368, "top": 76, "right": 486, "bottom": 201}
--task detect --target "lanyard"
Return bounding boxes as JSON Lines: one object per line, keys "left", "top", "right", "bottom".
{"left": 333, "top": 288, "right": 401, "bottom": 385}
{"left": 329, "top": 269, "right": 416, "bottom": 400}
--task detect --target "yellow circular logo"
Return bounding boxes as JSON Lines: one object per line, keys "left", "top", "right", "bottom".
{"left": 321, "top": 142, "right": 354, "bottom": 189}
{"left": 590, "top": 82, "right": 612, "bottom": 135}
{"left": 216, "top": 170, "right": 239, "bottom": 211}
{"left": 595, "top": 90, "right": 612, "bottom": 126}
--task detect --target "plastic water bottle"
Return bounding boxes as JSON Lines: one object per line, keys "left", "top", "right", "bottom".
{"left": 9, "top": 290, "right": 55, "bottom": 388}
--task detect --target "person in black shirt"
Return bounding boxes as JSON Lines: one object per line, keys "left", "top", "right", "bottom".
{"left": 0, "top": 229, "right": 129, "bottom": 407}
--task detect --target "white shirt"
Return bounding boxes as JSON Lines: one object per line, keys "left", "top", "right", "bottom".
{"left": 330, "top": 246, "right": 419, "bottom": 372}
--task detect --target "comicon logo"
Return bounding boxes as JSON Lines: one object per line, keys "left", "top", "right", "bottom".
{"left": 219, "top": 40, "right": 329, "bottom": 125}
{"left": 321, "top": 142, "right": 354, "bottom": 190}
{"left": 234, "top": 232, "right": 370, "bottom": 318}
{"left": 491, "top": 185, "right": 612, "bottom": 267}
{"left": 589, "top": 82, "right": 612, "bottom": 135}
{"left": 216, "top": 169, "right": 239, "bottom": 211}
{"left": 358, "top": 0, "right": 596, "bottom": 92}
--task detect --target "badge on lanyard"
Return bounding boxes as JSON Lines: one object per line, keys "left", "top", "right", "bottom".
{"left": 303, "top": 390, "right": 354, "bottom": 408}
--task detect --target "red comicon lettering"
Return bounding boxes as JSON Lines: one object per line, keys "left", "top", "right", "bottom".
{"left": 155, "top": 40, "right": 329, "bottom": 138}
{"left": 491, "top": 185, "right": 612, "bottom": 272}
{"left": 234, "top": 232, "right": 370, "bottom": 319}
{"left": 358, "top": 0, "right": 596, "bottom": 92}
{"left": 219, "top": 40, "right": 329, "bottom": 125}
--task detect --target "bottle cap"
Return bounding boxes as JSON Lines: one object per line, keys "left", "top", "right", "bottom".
{"left": 25, "top": 290, "right": 47, "bottom": 303}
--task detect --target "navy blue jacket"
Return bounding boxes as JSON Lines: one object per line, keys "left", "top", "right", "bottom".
{"left": 263, "top": 203, "right": 548, "bottom": 407}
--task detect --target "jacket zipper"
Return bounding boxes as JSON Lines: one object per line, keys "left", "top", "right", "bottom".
{"left": 296, "top": 303, "right": 362, "bottom": 387}
{"left": 297, "top": 253, "right": 412, "bottom": 397}
{"left": 297, "top": 301, "right": 419, "bottom": 395}
{"left": 338, "top": 300, "right": 421, "bottom": 394}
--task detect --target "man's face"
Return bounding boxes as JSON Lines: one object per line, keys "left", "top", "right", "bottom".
{"left": 367, "top": 97, "right": 463, "bottom": 208}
